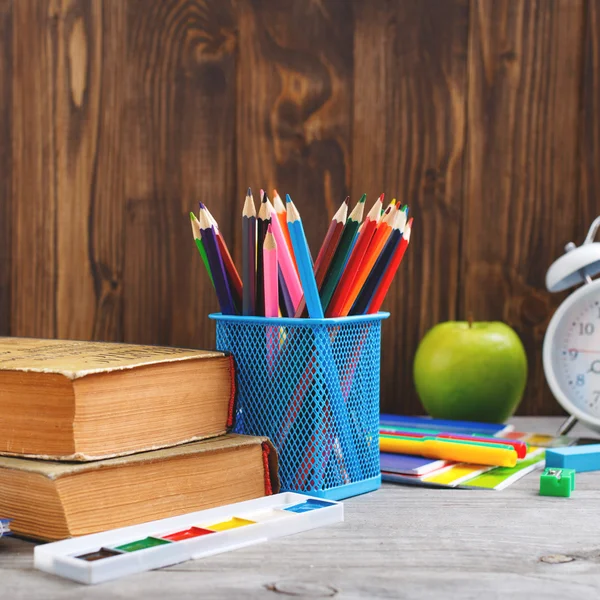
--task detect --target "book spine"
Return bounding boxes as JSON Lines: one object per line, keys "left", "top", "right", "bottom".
{"left": 226, "top": 354, "right": 237, "bottom": 429}
{"left": 261, "top": 442, "right": 273, "bottom": 496}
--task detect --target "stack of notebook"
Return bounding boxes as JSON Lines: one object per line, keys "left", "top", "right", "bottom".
{"left": 0, "top": 338, "right": 279, "bottom": 541}
{"left": 380, "top": 415, "right": 574, "bottom": 490}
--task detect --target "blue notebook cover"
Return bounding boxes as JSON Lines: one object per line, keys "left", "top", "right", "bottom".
{"left": 379, "top": 414, "right": 513, "bottom": 437}
{"left": 380, "top": 452, "right": 448, "bottom": 476}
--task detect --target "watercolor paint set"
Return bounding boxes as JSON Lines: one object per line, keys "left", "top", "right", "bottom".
{"left": 34, "top": 493, "right": 343, "bottom": 585}
{"left": 0, "top": 518, "right": 11, "bottom": 538}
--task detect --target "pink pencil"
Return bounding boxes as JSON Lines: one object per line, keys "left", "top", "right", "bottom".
{"left": 263, "top": 225, "right": 279, "bottom": 318}
{"left": 265, "top": 198, "right": 303, "bottom": 312}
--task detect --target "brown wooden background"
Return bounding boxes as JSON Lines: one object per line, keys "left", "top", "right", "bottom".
{"left": 0, "top": 0, "right": 598, "bottom": 415}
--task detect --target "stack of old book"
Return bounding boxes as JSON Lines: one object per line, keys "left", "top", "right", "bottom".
{"left": 0, "top": 338, "right": 278, "bottom": 541}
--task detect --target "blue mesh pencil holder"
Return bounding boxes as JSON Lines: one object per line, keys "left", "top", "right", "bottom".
{"left": 209, "top": 312, "right": 389, "bottom": 500}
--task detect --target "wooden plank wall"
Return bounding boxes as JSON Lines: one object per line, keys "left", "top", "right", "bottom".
{"left": 0, "top": 0, "right": 597, "bottom": 415}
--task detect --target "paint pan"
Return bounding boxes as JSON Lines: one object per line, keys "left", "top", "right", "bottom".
{"left": 161, "top": 527, "right": 214, "bottom": 542}
{"left": 204, "top": 517, "right": 255, "bottom": 532}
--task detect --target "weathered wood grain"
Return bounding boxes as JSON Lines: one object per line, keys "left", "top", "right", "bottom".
{"left": 579, "top": 0, "right": 600, "bottom": 241}
{"left": 11, "top": 0, "right": 58, "bottom": 338}
{"left": 3, "top": 417, "right": 600, "bottom": 600}
{"left": 235, "top": 0, "right": 353, "bottom": 261}
{"left": 2, "top": 0, "right": 594, "bottom": 414}
{"left": 124, "top": 0, "right": 236, "bottom": 349}
{"left": 353, "top": 0, "right": 469, "bottom": 415}
{"left": 464, "top": 0, "right": 585, "bottom": 415}
{"left": 0, "top": 0, "right": 12, "bottom": 336}
{"left": 53, "top": 0, "right": 126, "bottom": 341}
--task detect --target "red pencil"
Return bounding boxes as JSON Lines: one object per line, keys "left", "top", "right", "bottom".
{"left": 326, "top": 196, "right": 383, "bottom": 317}
{"left": 368, "top": 218, "right": 412, "bottom": 313}
{"left": 294, "top": 196, "right": 349, "bottom": 317}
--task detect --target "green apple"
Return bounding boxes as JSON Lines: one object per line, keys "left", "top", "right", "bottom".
{"left": 413, "top": 321, "right": 527, "bottom": 423}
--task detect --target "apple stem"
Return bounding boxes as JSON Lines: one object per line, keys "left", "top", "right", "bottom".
{"left": 468, "top": 313, "right": 473, "bottom": 328}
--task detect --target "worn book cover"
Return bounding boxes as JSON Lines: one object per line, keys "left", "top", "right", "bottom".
{"left": 0, "top": 337, "right": 237, "bottom": 460}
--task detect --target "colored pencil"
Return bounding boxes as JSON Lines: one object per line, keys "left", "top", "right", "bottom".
{"left": 367, "top": 218, "right": 412, "bottom": 313}
{"left": 256, "top": 191, "right": 271, "bottom": 316}
{"left": 319, "top": 194, "right": 366, "bottom": 312}
{"left": 337, "top": 203, "right": 395, "bottom": 316}
{"left": 242, "top": 188, "right": 256, "bottom": 316}
{"left": 286, "top": 194, "right": 323, "bottom": 318}
{"left": 190, "top": 212, "right": 214, "bottom": 287}
{"left": 197, "top": 207, "right": 236, "bottom": 315}
{"left": 266, "top": 196, "right": 303, "bottom": 312}
{"left": 201, "top": 203, "right": 243, "bottom": 313}
{"left": 263, "top": 226, "right": 279, "bottom": 318}
{"left": 273, "top": 189, "right": 298, "bottom": 274}
{"left": 326, "top": 196, "right": 382, "bottom": 317}
{"left": 349, "top": 211, "right": 403, "bottom": 316}
{"left": 278, "top": 271, "right": 294, "bottom": 317}
{"left": 294, "top": 196, "right": 349, "bottom": 318}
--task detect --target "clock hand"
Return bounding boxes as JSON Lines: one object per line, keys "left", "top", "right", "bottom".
{"left": 568, "top": 349, "right": 600, "bottom": 354}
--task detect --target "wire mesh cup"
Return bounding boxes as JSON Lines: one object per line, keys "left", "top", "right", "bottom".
{"left": 210, "top": 312, "right": 389, "bottom": 500}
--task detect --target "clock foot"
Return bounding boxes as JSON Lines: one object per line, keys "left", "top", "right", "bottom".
{"left": 557, "top": 415, "right": 578, "bottom": 436}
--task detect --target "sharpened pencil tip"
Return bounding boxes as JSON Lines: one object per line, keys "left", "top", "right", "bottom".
{"left": 199, "top": 202, "right": 206, "bottom": 210}
{"left": 190, "top": 212, "right": 195, "bottom": 221}
{"left": 273, "top": 188, "right": 279, "bottom": 197}
{"left": 286, "top": 194, "right": 292, "bottom": 204}
{"left": 359, "top": 193, "right": 366, "bottom": 203}
{"left": 247, "top": 187, "right": 252, "bottom": 196}
{"left": 344, "top": 196, "right": 349, "bottom": 206}
{"left": 379, "top": 193, "right": 385, "bottom": 202}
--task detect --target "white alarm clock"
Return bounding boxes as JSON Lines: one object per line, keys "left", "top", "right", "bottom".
{"left": 544, "top": 216, "right": 600, "bottom": 435}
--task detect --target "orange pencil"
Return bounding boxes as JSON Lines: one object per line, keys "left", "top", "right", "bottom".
{"left": 325, "top": 196, "right": 383, "bottom": 317}
{"left": 368, "top": 218, "right": 413, "bottom": 313}
{"left": 338, "top": 203, "right": 397, "bottom": 316}
{"left": 273, "top": 189, "right": 298, "bottom": 275}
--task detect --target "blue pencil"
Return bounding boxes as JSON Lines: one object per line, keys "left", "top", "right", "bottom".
{"left": 285, "top": 194, "right": 324, "bottom": 319}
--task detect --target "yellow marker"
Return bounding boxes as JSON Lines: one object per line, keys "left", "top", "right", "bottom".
{"left": 379, "top": 436, "right": 517, "bottom": 467}
{"left": 205, "top": 517, "right": 255, "bottom": 532}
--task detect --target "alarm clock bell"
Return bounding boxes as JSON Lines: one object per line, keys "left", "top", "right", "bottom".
{"left": 546, "top": 216, "right": 600, "bottom": 436}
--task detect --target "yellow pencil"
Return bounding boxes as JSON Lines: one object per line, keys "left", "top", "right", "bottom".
{"left": 379, "top": 436, "right": 517, "bottom": 467}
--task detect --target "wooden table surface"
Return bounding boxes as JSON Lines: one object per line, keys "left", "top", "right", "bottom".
{"left": 3, "top": 417, "right": 600, "bottom": 600}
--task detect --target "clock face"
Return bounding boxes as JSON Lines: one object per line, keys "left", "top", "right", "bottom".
{"left": 549, "top": 283, "right": 600, "bottom": 419}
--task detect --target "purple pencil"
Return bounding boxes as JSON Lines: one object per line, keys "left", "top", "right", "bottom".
{"left": 198, "top": 205, "right": 236, "bottom": 315}
{"left": 278, "top": 268, "right": 294, "bottom": 317}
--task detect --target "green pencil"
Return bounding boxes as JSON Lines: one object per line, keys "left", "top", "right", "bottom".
{"left": 190, "top": 212, "right": 214, "bottom": 287}
{"left": 319, "top": 194, "right": 366, "bottom": 312}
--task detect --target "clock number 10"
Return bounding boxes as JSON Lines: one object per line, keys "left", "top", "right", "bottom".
{"left": 579, "top": 323, "right": 595, "bottom": 336}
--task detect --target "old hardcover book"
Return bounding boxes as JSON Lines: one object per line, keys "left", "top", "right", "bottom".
{"left": 0, "top": 434, "right": 279, "bottom": 541}
{"left": 0, "top": 337, "right": 236, "bottom": 460}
